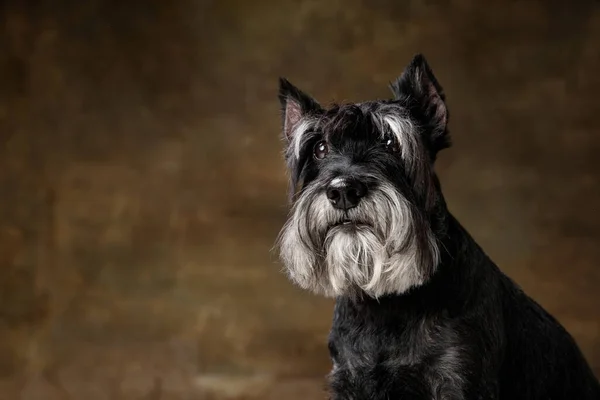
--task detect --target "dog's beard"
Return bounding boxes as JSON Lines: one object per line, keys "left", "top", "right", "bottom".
{"left": 277, "top": 182, "right": 440, "bottom": 298}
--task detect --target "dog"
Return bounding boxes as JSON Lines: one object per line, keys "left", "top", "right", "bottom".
{"left": 274, "top": 54, "right": 600, "bottom": 399}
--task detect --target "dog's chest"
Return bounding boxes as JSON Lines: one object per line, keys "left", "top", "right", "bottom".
{"left": 329, "top": 322, "right": 432, "bottom": 374}
{"left": 328, "top": 327, "right": 439, "bottom": 399}
{"left": 327, "top": 304, "right": 466, "bottom": 398}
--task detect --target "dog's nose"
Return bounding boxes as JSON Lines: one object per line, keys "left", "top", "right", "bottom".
{"left": 326, "top": 179, "right": 367, "bottom": 210}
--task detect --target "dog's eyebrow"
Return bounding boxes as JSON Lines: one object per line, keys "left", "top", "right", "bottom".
{"left": 371, "top": 110, "right": 418, "bottom": 164}
{"left": 292, "top": 119, "right": 317, "bottom": 159}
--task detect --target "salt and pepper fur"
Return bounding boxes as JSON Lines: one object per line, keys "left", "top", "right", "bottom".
{"left": 275, "top": 54, "right": 600, "bottom": 399}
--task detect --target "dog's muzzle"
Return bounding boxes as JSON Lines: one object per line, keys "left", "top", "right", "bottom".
{"left": 277, "top": 177, "right": 438, "bottom": 298}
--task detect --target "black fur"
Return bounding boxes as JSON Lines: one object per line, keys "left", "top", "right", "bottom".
{"left": 328, "top": 215, "right": 600, "bottom": 399}
{"left": 276, "top": 54, "right": 600, "bottom": 399}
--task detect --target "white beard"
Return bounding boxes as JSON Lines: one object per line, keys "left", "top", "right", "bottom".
{"left": 277, "top": 182, "right": 440, "bottom": 298}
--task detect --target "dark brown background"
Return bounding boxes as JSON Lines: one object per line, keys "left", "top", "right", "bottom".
{"left": 1, "top": 0, "right": 599, "bottom": 398}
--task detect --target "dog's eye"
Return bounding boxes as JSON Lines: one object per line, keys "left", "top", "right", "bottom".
{"left": 383, "top": 134, "right": 398, "bottom": 152}
{"left": 313, "top": 140, "right": 329, "bottom": 160}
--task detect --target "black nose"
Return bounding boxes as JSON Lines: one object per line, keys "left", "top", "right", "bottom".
{"left": 326, "top": 179, "right": 368, "bottom": 211}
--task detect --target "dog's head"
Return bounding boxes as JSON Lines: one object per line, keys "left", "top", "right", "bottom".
{"left": 275, "top": 54, "right": 451, "bottom": 298}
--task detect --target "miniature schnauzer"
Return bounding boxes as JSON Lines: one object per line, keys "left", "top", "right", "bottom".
{"left": 275, "top": 54, "right": 600, "bottom": 399}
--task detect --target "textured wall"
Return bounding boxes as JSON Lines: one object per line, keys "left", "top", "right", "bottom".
{"left": 0, "top": 0, "right": 599, "bottom": 398}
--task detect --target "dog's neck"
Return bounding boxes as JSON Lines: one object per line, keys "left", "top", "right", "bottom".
{"left": 338, "top": 211, "right": 494, "bottom": 321}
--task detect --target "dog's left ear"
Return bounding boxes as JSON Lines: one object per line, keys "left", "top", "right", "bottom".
{"left": 278, "top": 78, "right": 321, "bottom": 142}
{"left": 390, "top": 54, "right": 450, "bottom": 155}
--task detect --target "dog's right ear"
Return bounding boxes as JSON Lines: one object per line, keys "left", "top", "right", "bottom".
{"left": 278, "top": 78, "right": 321, "bottom": 141}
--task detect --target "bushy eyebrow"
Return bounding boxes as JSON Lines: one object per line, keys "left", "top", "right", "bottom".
{"left": 371, "top": 111, "right": 419, "bottom": 165}
{"left": 291, "top": 119, "right": 318, "bottom": 159}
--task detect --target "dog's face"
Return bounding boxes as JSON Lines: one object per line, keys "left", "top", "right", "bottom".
{"left": 276, "top": 55, "right": 451, "bottom": 298}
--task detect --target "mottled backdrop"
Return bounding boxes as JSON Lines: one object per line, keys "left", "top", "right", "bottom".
{"left": 0, "top": 0, "right": 599, "bottom": 399}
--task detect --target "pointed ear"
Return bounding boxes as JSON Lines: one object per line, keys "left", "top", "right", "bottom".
{"left": 390, "top": 54, "right": 450, "bottom": 155}
{"left": 278, "top": 78, "right": 321, "bottom": 141}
